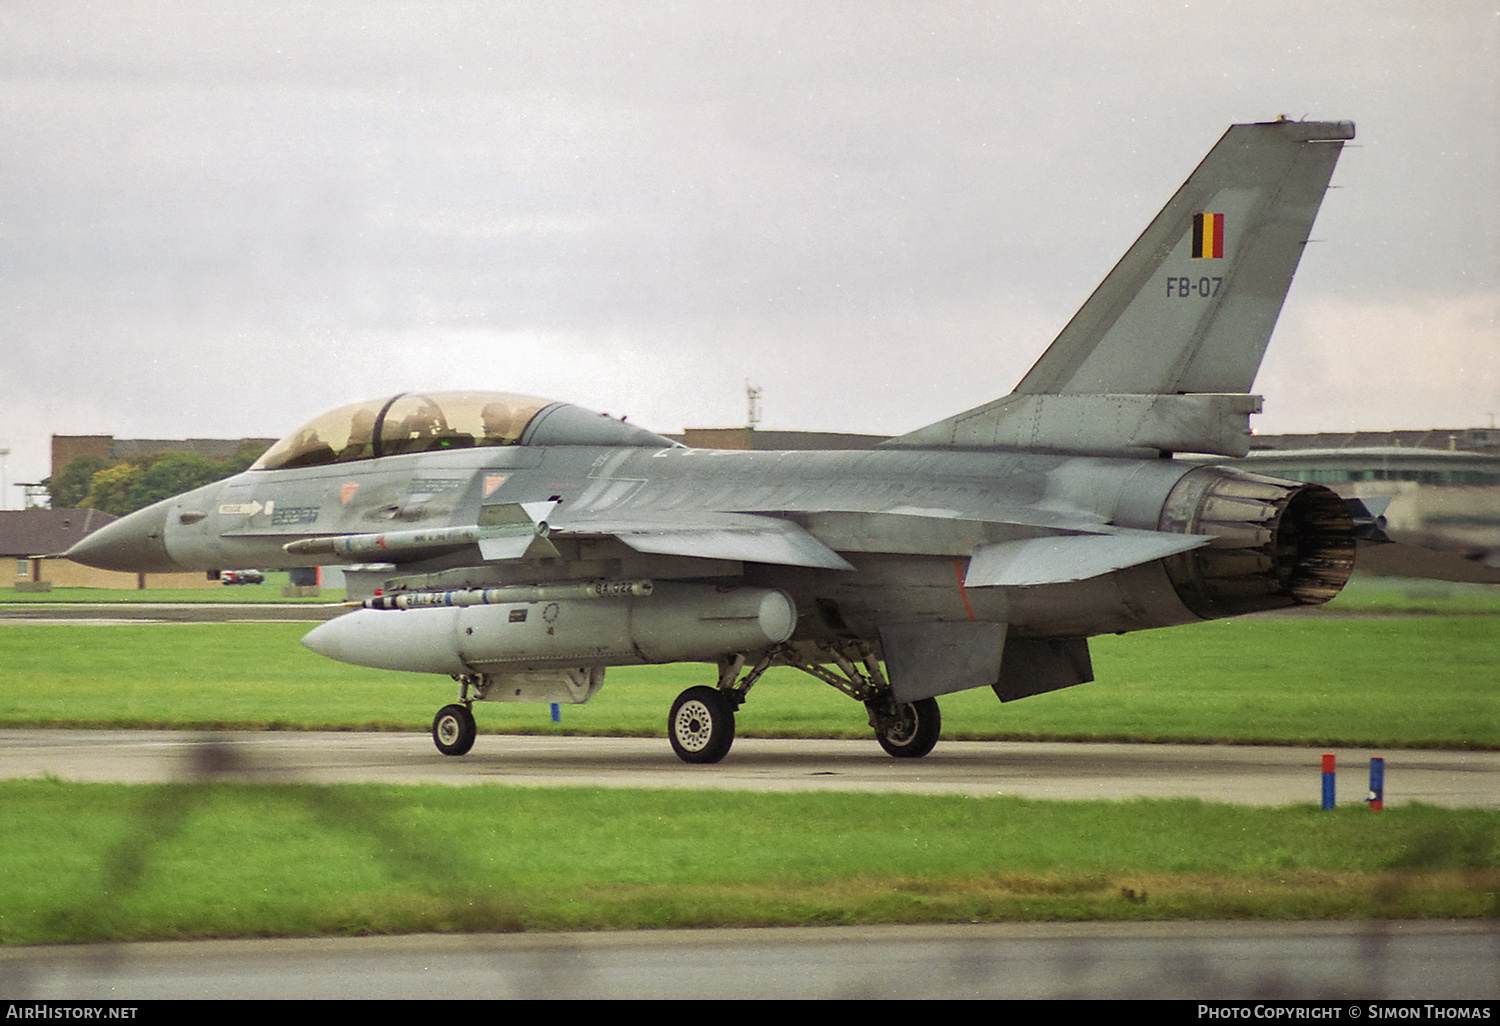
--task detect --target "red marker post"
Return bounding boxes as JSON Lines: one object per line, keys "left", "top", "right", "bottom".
{"left": 1321, "top": 753, "right": 1336, "bottom": 810}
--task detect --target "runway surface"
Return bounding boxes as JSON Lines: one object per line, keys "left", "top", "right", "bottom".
{"left": 4, "top": 922, "right": 1497, "bottom": 1000}
{"left": 1, "top": 728, "right": 1495, "bottom": 806}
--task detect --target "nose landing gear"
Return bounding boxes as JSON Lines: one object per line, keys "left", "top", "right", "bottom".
{"left": 667, "top": 686, "right": 738, "bottom": 764}
{"left": 432, "top": 703, "right": 477, "bottom": 756}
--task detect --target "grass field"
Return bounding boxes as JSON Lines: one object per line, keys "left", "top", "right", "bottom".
{"left": 1, "top": 576, "right": 1494, "bottom": 944}
{"left": 1, "top": 780, "right": 1494, "bottom": 944}
{"left": 1, "top": 614, "right": 1494, "bottom": 747}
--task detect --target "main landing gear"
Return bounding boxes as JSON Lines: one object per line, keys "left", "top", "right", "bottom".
{"left": 866, "top": 695, "right": 941, "bottom": 759}
{"left": 664, "top": 642, "right": 943, "bottom": 765}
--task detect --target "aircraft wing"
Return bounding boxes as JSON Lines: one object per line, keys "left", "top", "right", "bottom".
{"left": 560, "top": 507, "right": 1209, "bottom": 584}
{"left": 282, "top": 497, "right": 1209, "bottom": 582}
{"left": 552, "top": 510, "right": 856, "bottom": 570}
{"left": 282, "top": 507, "right": 855, "bottom": 571}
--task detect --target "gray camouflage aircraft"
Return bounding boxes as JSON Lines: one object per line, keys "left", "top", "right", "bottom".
{"left": 68, "top": 118, "right": 1363, "bottom": 764}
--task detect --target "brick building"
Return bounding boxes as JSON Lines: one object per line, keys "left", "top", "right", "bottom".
{"left": 50, "top": 434, "right": 275, "bottom": 481}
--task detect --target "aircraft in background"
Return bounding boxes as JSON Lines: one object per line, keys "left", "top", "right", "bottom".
{"left": 69, "top": 119, "right": 1364, "bottom": 764}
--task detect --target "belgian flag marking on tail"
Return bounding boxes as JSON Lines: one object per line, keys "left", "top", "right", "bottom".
{"left": 1192, "top": 212, "right": 1225, "bottom": 258}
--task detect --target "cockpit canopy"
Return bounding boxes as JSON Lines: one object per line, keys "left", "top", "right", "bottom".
{"left": 251, "top": 391, "right": 675, "bottom": 471}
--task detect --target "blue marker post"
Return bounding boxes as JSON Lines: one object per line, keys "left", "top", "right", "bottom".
{"left": 1321, "top": 753, "right": 1336, "bottom": 810}
{"left": 550, "top": 702, "right": 561, "bottom": 724}
{"left": 1367, "top": 757, "right": 1384, "bottom": 811}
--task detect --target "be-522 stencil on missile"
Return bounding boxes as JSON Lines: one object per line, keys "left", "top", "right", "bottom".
{"left": 69, "top": 119, "right": 1362, "bottom": 763}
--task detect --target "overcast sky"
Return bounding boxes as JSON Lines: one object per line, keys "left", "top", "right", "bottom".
{"left": 1, "top": 1, "right": 1496, "bottom": 504}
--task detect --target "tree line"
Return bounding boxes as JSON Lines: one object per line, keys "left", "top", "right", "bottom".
{"left": 44, "top": 443, "right": 268, "bottom": 516}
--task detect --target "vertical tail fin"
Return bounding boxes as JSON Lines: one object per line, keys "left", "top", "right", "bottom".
{"left": 889, "top": 119, "right": 1355, "bottom": 457}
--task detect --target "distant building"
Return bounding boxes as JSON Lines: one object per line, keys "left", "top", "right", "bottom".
{"left": 1224, "top": 447, "right": 1500, "bottom": 489}
{"left": 1247, "top": 427, "right": 1500, "bottom": 456}
{"left": 50, "top": 434, "right": 276, "bottom": 481}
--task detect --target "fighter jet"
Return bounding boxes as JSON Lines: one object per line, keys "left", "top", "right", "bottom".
{"left": 68, "top": 119, "right": 1360, "bottom": 764}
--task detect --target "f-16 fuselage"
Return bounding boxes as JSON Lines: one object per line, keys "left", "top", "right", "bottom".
{"left": 72, "top": 425, "right": 1353, "bottom": 629}
{"left": 69, "top": 394, "right": 1355, "bottom": 702}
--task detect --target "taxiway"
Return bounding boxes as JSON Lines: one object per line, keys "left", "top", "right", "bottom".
{"left": 1, "top": 729, "right": 1494, "bottom": 806}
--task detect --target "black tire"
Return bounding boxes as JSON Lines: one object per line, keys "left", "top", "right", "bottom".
{"left": 668, "top": 686, "right": 736, "bottom": 764}
{"left": 432, "top": 703, "right": 477, "bottom": 757}
{"left": 871, "top": 696, "right": 941, "bottom": 759}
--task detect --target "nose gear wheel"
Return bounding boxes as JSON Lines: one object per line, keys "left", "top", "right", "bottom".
{"left": 668, "top": 686, "right": 736, "bottom": 764}
{"left": 432, "top": 703, "right": 477, "bottom": 756}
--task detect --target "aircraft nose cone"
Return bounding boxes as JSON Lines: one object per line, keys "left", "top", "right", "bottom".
{"left": 65, "top": 503, "right": 181, "bottom": 573}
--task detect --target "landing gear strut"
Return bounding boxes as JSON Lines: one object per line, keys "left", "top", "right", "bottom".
{"left": 665, "top": 651, "right": 776, "bottom": 764}
{"left": 784, "top": 640, "right": 943, "bottom": 759}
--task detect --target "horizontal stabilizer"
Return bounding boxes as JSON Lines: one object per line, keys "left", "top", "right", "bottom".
{"left": 965, "top": 529, "right": 1210, "bottom": 587}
